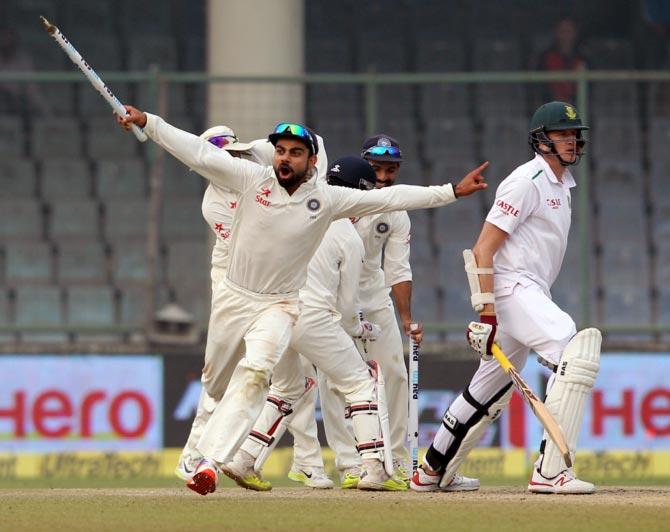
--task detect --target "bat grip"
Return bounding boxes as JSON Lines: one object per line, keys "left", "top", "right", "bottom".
{"left": 130, "top": 124, "right": 148, "bottom": 142}
{"left": 491, "top": 344, "right": 514, "bottom": 373}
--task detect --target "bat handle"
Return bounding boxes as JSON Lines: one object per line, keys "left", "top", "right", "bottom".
{"left": 130, "top": 124, "right": 148, "bottom": 142}
{"left": 491, "top": 344, "right": 514, "bottom": 373}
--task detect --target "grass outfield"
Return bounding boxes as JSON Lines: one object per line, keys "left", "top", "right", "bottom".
{"left": 1, "top": 478, "right": 669, "bottom": 531}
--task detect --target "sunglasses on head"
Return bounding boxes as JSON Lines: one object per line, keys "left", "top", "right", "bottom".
{"left": 273, "top": 122, "right": 316, "bottom": 151}
{"left": 207, "top": 135, "right": 237, "bottom": 149}
{"left": 363, "top": 145, "right": 402, "bottom": 159}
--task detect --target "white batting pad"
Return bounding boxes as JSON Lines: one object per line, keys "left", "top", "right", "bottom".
{"left": 541, "top": 328, "right": 601, "bottom": 477}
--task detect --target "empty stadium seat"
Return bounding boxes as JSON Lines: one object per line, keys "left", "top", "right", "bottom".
{"left": 590, "top": 82, "right": 639, "bottom": 120}
{"left": 56, "top": 240, "right": 108, "bottom": 284}
{"left": 49, "top": 199, "right": 100, "bottom": 239}
{"left": 307, "top": 85, "right": 362, "bottom": 123}
{"left": 15, "top": 285, "right": 67, "bottom": 342}
{"left": 111, "top": 239, "right": 149, "bottom": 284}
{"left": 584, "top": 38, "right": 634, "bottom": 69}
{"left": 104, "top": 199, "right": 149, "bottom": 239}
{"left": 419, "top": 84, "right": 470, "bottom": 123}
{"left": 96, "top": 158, "right": 146, "bottom": 199}
{"left": 474, "top": 84, "right": 528, "bottom": 119}
{"left": 41, "top": 159, "right": 91, "bottom": 198}
{"left": 31, "top": 117, "right": 82, "bottom": 159}
{"left": 5, "top": 241, "right": 53, "bottom": 285}
{"left": 120, "top": 285, "right": 150, "bottom": 326}
{"left": 415, "top": 38, "right": 466, "bottom": 73}
{"left": 87, "top": 116, "right": 139, "bottom": 159}
{"left": 591, "top": 116, "right": 642, "bottom": 166}
{"left": 472, "top": 38, "right": 522, "bottom": 71}
{"left": 162, "top": 157, "right": 205, "bottom": 197}
{"left": 306, "top": 37, "right": 353, "bottom": 72}
{"left": 67, "top": 285, "right": 118, "bottom": 341}
{"left": 424, "top": 119, "right": 476, "bottom": 163}
{"left": 0, "top": 199, "right": 43, "bottom": 239}
{"left": 166, "top": 241, "right": 209, "bottom": 286}
{"left": 128, "top": 35, "right": 178, "bottom": 70}
{"left": 0, "top": 159, "right": 36, "bottom": 197}
{"left": 0, "top": 116, "right": 24, "bottom": 156}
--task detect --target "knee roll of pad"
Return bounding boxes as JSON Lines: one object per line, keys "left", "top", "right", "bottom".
{"left": 540, "top": 328, "right": 601, "bottom": 478}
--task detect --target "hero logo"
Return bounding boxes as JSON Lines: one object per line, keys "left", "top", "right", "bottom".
{"left": 256, "top": 187, "right": 272, "bottom": 207}
{"left": 0, "top": 389, "right": 152, "bottom": 439}
{"left": 496, "top": 200, "right": 519, "bottom": 217}
{"left": 546, "top": 198, "right": 562, "bottom": 209}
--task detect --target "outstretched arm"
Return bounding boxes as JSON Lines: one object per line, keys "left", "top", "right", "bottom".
{"left": 117, "top": 106, "right": 264, "bottom": 193}
{"left": 329, "top": 162, "right": 489, "bottom": 220}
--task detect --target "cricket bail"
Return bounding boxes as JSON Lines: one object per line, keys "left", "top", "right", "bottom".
{"left": 40, "top": 15, "right": 56, "bottom": 34}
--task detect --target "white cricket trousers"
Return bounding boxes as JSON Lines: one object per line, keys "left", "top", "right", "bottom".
{"left": 196, "top": 277, "right": 299, "bottom": 464}
{"left": 427, "top": 282, "right": 576, "bottom": 465}
{"left": 319, "top": 301, "right": 409, "bottom": 470}
{"left": 242, "top": 307, "right": 377, "bottom": 462}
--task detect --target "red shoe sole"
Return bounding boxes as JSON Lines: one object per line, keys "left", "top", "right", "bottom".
{"left": 187, "top": 470, "right": 217, "bottom": 496}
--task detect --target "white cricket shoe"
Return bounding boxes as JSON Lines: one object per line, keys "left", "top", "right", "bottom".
{"left": 288, "top": 465, "right": 334, "bottom": 489}
{"left": 175, "top": 454, "right": 201, "bottom": 481}
{"left": 221, "top": 450, "right": 272, "bottom": 492}
{"left": 410, "top": 466, "right": 480, "bottom": 492}
{"left": 441, "top": 473, "right": 480, "bottom": 492}
{"left": 358, "top": 459, "right": 407, "bottom": 491}
{"left": 528, "top": 468, "right": 595, "bottom": 494}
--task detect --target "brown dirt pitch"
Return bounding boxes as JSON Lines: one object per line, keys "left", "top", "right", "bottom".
{"left": 1, "top": 485, "right": 669, "bottom": 532}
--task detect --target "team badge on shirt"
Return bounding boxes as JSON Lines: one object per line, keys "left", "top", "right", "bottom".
{"left": 307, "top": 198, "right": 321, "bottom": 212}
{"left": 376, "top": 222, "right": 389, "bottom": 234}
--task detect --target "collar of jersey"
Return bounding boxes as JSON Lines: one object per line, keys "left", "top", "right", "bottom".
{"left": 533, "top": 154, "right": 576, "bottom": 189}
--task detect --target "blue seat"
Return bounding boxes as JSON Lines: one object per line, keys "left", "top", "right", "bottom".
{"left": 15, "top": 285, "right": 67, "bottom": 342}
{"left": 5, "top": 241, "right": 53, "bottom": 285}
{"left": 0, "top": 159, "right": 36, "bottom": 197}
{"left": 161, "top": 198, "right": 207, "bottom": 239}
{"left": 49, "top": 199, "right": 100, "bottom": 239}
{"left": 0, "top": 199, "right": 43, "bottom": 240}
{"left": 104, "top": 199, "right": 149, "bottom": 239}
{"left": 57, "top": 240, "right": 108, "bottom": 284}
{"left": 112, "top": 239, "right": 149, "bottom": 284}
{"left": 96, "top": 158, "right": 146, "bottom": 199}
{"left": 31, "top": 118, "right": 82, "bottom": 159}
{"left": 87, "top": 116, "right": 139, "bottom": 159}
{"left": 41, "top": 159, "right": 91, "bottom": 198}
{"left": 67, "top": 285, "right": 120, "bottom": 342}
{"left": 0, "top": 116, "right": 24, "bottom": 157}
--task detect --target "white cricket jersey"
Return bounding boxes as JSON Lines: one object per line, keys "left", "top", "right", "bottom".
{"left": 300, "top": 218, "right": 365, "bottom": 336}
{"left": 354, "top": 210, "right": 412, "bottom": 313}
{"left": 144, "top": 113, "right": 457, "bottom": 296}
{"left": 486, "top": 154, "right": 575, "bottom": 297}
{"left": 202, "top": 138, "right": 329, "bottom": 271}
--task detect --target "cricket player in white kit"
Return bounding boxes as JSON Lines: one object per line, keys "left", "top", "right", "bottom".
{"left": 411, "top": 101, "right": 601, "bottom": 494}
{"left": 318, "top": 135, "right": 421, "bottom": 487}
{"left": 117, "top": 106, "right": 488, "bottom": 494}
{"left": 224, "top": 156, "right": 410, "bottom": 491}
{"left": 176, "top": 126, "right": 333, "bottom": 488}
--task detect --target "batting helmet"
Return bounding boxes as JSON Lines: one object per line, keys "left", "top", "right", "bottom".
{"left": 326, "top": 156, "right": 377, "bottom": 190}
{"left": 528, "top": 101, "right": 589, "bottom": 166}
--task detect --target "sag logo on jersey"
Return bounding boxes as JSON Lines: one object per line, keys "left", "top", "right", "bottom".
{"left": 546, "top": 198, "right": 562, "bottom": 209}
{"left": 306, "top": 198, "right": 321, "bottom": 212}
{"left": 565, "top": 105, "right": 577, "bottom": 120}
{"left": 376, "top": 222, "right": 389, "bottom": 234}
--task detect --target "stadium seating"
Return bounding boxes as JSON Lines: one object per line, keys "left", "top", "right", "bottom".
{"left": 5, "top": 241, "right": 54, "bottom": 285}
{"left": 15, "top": 285, "right": 68, "bottom": 342}
{"left": 0, "top": 159, "right": 36, "bottom": 197}
{"left": 0, "top": 116, "right": 24, "bottom": 157}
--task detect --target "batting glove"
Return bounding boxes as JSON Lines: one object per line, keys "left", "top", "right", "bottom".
{"left": 466, "top": 312, "right": 497, "bottom": 361}
{"left": 355, "top": 320, "right": 381, "bottom": 341}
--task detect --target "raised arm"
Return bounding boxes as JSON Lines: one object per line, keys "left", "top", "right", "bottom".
{"left": 117, "top": 106, "right": 264, "bottom": 193}
{"left": 329, "top": 162, "right": 489, "bottom": 220}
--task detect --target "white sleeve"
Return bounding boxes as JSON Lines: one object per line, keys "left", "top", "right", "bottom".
{"left": 485, "top": 177, "right": 539, "bottom": 235}
{"left": 328, "top": 184, "right": 457, "bottom": 220}
{"left": 247, "top": 139, "right": 275, "bottom": 166}
{"left": 144, "top": 113, "right": 264, "bottom": 193}
{"left": 383, "top": 212, "right": 412, "bottom": 287}
{"left": 336, "top": 233, "right": 365, "bottom": 337}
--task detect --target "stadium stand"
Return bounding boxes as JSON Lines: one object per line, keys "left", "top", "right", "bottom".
{"left": 0, "top": 0, "right": 664, "bottom": 345}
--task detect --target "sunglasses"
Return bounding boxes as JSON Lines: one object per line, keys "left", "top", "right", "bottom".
{"left": 273, "top": 122, "right": 316, "bottom": 151}
{"left": 363, "top": 145, "right": 402, "bottom": 159}
{"left": 207, "top": 135, "right": 237, "bottom": 149}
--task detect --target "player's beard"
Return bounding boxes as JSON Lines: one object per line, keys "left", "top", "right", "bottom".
{"left": 274, "top": 161, "right": 310, "bottom": 190}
